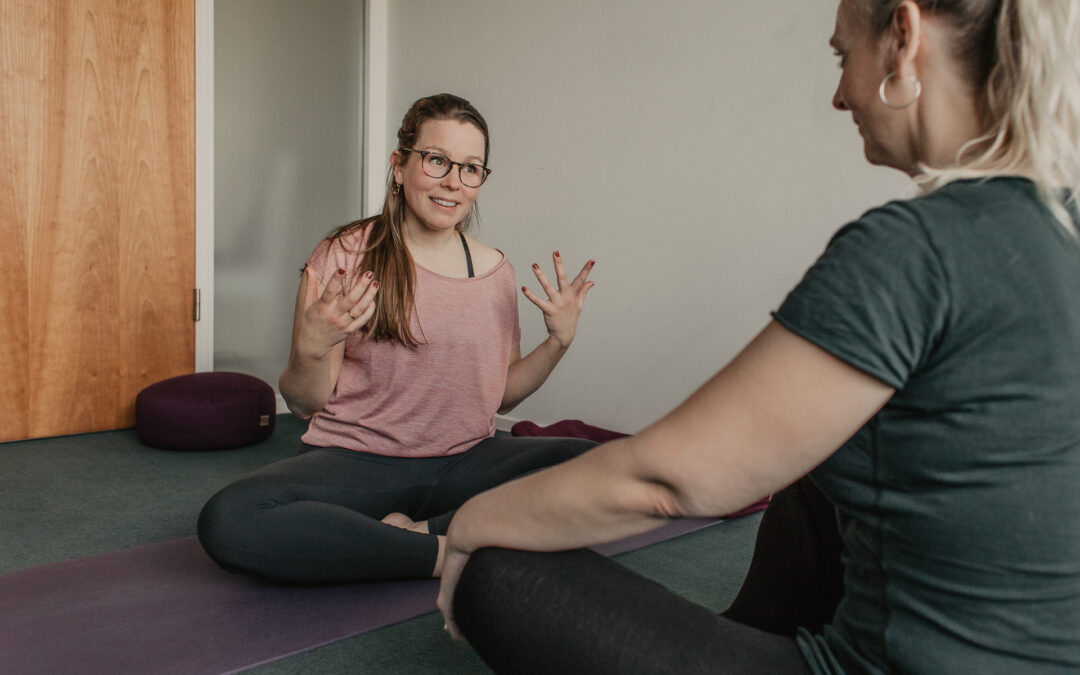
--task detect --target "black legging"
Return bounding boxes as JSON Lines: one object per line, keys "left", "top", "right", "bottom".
{"left": 453, "top": 477, "right": 843, "bottom": 674}
{"left": 197, "top": 435, "right": 595, "bottom": 583}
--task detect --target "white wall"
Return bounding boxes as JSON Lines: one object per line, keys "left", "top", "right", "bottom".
{"left": 386, "top": 0, "right": 910, "bottom": 433}
{"left": 214, "top": 0, "right": 364, "bottom": 386}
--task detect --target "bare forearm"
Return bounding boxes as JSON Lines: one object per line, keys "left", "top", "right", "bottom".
{"left": 278, "top": 343, "right": 338, "bottom": 418}
{"left": 439, "top": 323, "right": 894, "bottom": 636}
{"left": 280, "top": 266, "right": 368, "bottom": 419}
{"left": 499, "top": 337, "right": 569, "bottom": 413}
{"left": 501, "top": 252, "right": 595, "bottom": 413}
{"left": 451, "top": 322, "right": 896, "bottom": 558}
{"left": 447, "top": 437, "right": 674, "bottom": 555}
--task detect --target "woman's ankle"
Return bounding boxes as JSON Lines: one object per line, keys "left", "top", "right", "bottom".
{"left": 381, "top": 512, "right": 430, "bottom": 534}
{"left": 431, "top": 535, "right": 446, "bottom": 577}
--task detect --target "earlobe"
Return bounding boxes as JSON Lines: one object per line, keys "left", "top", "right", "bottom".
{"left": 390, "top": 150, "right": 404, "bottom": 184}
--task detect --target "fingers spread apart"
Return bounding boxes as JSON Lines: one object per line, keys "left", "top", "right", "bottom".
{"left": 319, "top": 268, "right": 379, "bottom": 329}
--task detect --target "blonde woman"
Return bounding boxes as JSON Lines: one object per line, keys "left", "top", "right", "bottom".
{"left": 198, "top": 94, "right": 596, "bottom": 583}
{"left": 439, "top": 1, "right": 1080, "bottom": 672}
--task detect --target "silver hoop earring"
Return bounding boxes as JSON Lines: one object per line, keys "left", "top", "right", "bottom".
{"left": 878, "top": 71, "right": 921, "bottom": 109}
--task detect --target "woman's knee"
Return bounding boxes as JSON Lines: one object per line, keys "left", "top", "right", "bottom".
{"left": 526, "top": 437, "right": 598, "bottom": 466}
{"left": 196, "top": 478, "right": 269, "bottom": 568}
{"left": 557, "top": 437, "right": 599, "bottom": 459}
{"left": 454, "top": 547, "right": 531, "bottom": 626}
{"left": 454, "top": 547, "right": 600, "bottom": 627}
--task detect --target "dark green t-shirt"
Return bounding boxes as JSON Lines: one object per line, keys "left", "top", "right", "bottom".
{"left": 774, "top": 178, "right": 1080, "bottom": 674}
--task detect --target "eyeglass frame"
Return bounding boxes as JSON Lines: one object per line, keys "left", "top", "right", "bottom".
{"left": 401, "top": 148, "right": 492, "bottom": 187}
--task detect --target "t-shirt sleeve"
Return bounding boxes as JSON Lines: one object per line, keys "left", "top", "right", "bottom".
{"left": 304, "top": 232, "right": 365, "bottom": 289}
{"left": 773, "top": 203, "right": 949, "bottom": 389}
{"left": 505, "top": 260, "right": 522, "bottom": 345}
{"left": 511, "top": 286, "right": 521, "bottom": 346}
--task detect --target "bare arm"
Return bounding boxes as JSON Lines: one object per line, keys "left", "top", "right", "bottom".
{"left": 499, "top": 340, "right": 565, "bottom": 413}
{"left": 499, "top": 253, "right": 595, "bottom": 413}
{"left": 439, "top": 321, "right": 895, "bottom": 635}
{"left": 278, "top": 267, "right": 378, "bottom": 418}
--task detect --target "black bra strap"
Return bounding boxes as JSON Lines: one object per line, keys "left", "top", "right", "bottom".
{"left": 459, "top": 231, "right": 475, "bottom": 278}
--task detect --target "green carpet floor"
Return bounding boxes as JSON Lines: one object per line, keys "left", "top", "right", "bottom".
{"left": 0, "top": 415, "right": 761, "bottom": 674}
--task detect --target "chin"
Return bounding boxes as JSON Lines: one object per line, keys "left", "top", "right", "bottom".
{"left": 420, "top": 217, "right": 460, "bottom": 232}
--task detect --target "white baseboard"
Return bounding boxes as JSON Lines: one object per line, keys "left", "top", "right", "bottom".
{"left": 494, "top": 413, "right": 521, "bottom": 433}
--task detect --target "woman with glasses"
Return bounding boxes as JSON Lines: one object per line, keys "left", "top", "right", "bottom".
{"left": 437, "top": 1, "right": 1080, "bottom": 673}
{"left": 197, "top": 93, "right": 597, "bottom": 583}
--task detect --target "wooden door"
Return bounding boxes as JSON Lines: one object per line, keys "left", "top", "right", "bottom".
{"left": 0, "top": 0, "right": 195, "bottom": 442}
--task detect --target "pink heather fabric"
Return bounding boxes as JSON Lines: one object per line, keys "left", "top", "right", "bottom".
{"left": 300, "top": 226, "right": 521, "bottom": 457}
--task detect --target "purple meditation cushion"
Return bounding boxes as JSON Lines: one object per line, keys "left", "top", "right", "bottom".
{"left": 135, "top": 372, "right": 276, "bottom": 450}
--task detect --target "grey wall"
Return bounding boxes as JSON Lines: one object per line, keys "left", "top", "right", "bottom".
{"left": 386, "top": 0, "right": 911, "bottom": 433}
{"left": 215, "top": 0, "right": 364, "bottom": 386}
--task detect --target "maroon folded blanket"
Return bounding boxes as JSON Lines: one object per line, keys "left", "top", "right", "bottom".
{"left": 511, "top": 418, "right": 629, "bottom": 442}
{"left": 511, "top": 418, "right": 771, "bottom": 518}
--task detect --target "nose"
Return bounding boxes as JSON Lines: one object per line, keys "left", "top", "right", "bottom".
{"left": 832, "top": 83, "right": 847, "bottom": 111}
{"left": 440, "top": 167, "right": 461, "bottom": 190}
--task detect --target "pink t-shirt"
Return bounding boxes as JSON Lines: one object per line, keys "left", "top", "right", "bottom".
{"left": 300, "top": 227, "right": 521, "bottom": 457}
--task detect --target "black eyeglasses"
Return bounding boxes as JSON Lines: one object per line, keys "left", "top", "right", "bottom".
{"left": 402, "top": 148, "right": 492, "bottom": 188}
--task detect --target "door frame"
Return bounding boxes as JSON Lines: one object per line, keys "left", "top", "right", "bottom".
{"left": 193, "top": 0, "right": 388, "bottom": 374}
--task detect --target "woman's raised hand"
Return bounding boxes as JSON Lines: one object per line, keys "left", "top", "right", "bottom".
{"left": 298, "top": 268, "right": 379, "bottom": 358}
{"left": 523, "top": 252, "right": 595, "bottom": 349}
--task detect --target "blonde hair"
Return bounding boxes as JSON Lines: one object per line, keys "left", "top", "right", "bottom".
{"left": 866, "top": 0, "right": 1080, "bottom": 232}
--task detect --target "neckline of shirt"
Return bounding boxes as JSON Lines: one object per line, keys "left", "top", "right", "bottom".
{"left": 414, "top": 252, "right": 507, "bottom": 282}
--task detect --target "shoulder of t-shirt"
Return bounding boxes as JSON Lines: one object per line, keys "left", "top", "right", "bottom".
{"left": 849, "top": 177, "right": 1037, "bottom": 242}
{"left": 828, "top": 195, "right": 935, "bottom": 266}
{"left": 305, "top": 221, "right": 373, "bottom": 284}
{"left": 830, "top": 178, "right": 1034, "bottom": 264}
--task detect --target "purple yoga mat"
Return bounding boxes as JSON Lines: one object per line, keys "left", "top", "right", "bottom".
{"left": 0, "top": 519, "right": 724, "bottom": 675}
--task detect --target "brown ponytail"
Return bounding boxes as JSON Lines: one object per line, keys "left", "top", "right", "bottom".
{"left": 324, "top": 94, "right": 491, "bottom": 347}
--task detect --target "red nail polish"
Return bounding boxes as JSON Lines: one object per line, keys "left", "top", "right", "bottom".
{"left": 522, "top": 286, "right": 527, "bottom": 292}
{"left": 372, "top": 281, "right": 379, "bottom": 289}
{"left": 338, "top": 268, "right": 346, "bottom": 275}
{"left": 365, "top": 271, "right": 373, "bottom": 279}
{"left": 532, "top": 263, "right": 539, "bottom": 269}
{"left": 589, "top": 260, "right": 596, "bottom": 266}
{"left": 554, "top": 251, "right": 560, "bottom": 258}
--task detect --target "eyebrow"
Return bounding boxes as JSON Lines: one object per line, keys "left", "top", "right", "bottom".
{"left": 420, "top": 145, "right": 485, "bottom": 164}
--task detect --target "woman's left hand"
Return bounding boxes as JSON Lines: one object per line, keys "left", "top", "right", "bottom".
{"left": 436, "top": 537, "right": 471, "bottom": 641}
{"left": 524, "top": 252, "right": 595, "bottom": 349}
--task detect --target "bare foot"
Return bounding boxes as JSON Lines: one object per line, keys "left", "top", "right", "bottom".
{"left": 381, "top": 512, "right": 430, "bottom": 534}
{"left": 382, "top": 513, "right": 446, "bottom": 578}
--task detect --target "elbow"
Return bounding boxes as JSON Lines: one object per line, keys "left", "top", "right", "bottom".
{"left": 281, "top": 393, "right": 314, "bottom": 419}
{"left": 496, "top": 392, "right": 520, "bottom": 415}
{"left": 278, "top": 383, "right": 317, "bottom": 420}
{"left": 638, "top": 479, "right": 690, "bottom": 520}
{"left": 620, "top": 436, "right": 697, "bottom": 519}
{"left": 284, "top": 401, "right": 314, "bottom": 420}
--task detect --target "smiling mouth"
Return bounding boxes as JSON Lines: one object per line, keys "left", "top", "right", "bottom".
{"left": 431, "top": 197, "right": 458, "bottom": 208}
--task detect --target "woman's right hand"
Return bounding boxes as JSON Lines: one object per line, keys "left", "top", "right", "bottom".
{"left": 296, "top": 268, "right": 379, "bottom": 359}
